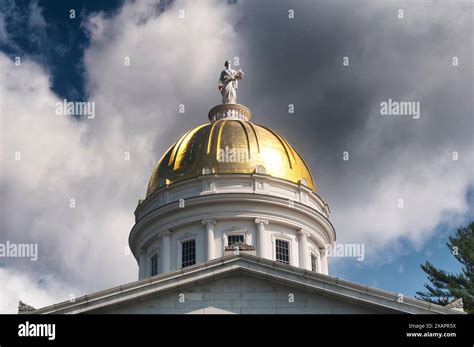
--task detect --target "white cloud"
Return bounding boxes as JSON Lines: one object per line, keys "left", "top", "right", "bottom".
{"left": 0, "top": 268, "right": 71, "bottom": 314}
{"left": 331, "top": 124, "right": 473, "bottom": 258}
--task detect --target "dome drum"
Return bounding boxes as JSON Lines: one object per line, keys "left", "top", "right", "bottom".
{"left": 132, "top": 102, "right": 335, "bottom": 280}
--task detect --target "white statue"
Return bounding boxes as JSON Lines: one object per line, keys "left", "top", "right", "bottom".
{"left": 218, "top": 60, "right": 244, "bottom": 104}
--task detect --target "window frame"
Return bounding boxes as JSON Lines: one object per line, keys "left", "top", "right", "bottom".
{"left": 150, "top": 252, "right": 159, "bottom": 276}
{"left": 271, "top": 234, "right": 293, "bottom": 265}
{"left": 275, "top": 238, "right": 290, "bottom": 265}
{"left": 180, "top": 238, "right": 196, "bottom": 268}
{"left": 222, "top": 228, "right": 250, "bottom": 256}
{"left": 309, "top": 247, "right": 321, "bottom": 273}
{"left": 227, "top": 234, "right": 246, "bottom": 246}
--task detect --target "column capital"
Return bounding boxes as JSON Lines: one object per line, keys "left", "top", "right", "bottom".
{"left": 297, "top": 229, "right": 310, "bottom": 238}
{"left": 201, "top": 219, "right": 216, "bottom": 226}
{"left": 254, "top": 218, "right": 269, "bottom": 225}
{"left": 160, "top": 230, "right": 172, "bottom": 238}
{"left": 319, "top": 246, "right": 328, "bottom": 256}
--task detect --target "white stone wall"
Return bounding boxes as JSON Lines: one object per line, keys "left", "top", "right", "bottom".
{"left": 94, "top": 274, "right": 389, "bottom": 314}
{"left": 136, "top": 174, "right": 330, "bottom": 221}
{"left": 131, "top": 175, "right": 335, "bottom": 279}
{"left": 139, "top": 219, "right": 330, "bottom": 278}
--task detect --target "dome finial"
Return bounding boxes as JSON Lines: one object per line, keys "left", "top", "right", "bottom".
{"left": 218, "top": 60, "right": 244, "bottom": 104}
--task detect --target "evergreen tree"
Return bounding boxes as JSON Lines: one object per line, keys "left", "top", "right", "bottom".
{"left": 416, "top": 221, "right": 473, "bottom": 313}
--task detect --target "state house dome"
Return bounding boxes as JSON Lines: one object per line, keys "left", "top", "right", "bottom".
{"left": 131, "top": 63, "right": 335, "bottom": 280}
{"left": 146, "top": 104, "right": 316, "bottom": 197}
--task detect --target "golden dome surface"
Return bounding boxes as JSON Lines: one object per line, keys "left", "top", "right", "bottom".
{"left": 146, "top": 105, "right": 315, "bottom": 197}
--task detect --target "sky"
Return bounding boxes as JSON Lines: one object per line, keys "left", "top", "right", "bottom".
{"left": 0, "top": 0, "right": 472, "bottom": 313}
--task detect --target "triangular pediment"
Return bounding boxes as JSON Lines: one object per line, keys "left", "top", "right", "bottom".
{"left": 28, "top": 254, "right": 463, "bottom": 315}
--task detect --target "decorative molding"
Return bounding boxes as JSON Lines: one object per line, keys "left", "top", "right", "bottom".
{"left": 148, "top": 247, "right": 159, "bottom": 257}
{"left": 255, "top": 165, "right": 266, "bottom": 174}
{"left": 272, "top": 232, "right": 293, "bottom": 242}
{"left": 254, "top": 218, "right": 269, "bottom": 225}
{"left": 445, "top": 298, "right": 464, "bottom": 310}
{"left": 18, "top": 301, "right": 36, "bottom": 313}
{"left": 136, "top": 174, "right": 329, "bottom": 222}
{"left": 29, "top": 254, "right": 464, "bottom": 315}
{"left": 159, "top": 230, "right": 171, "bottom": 238}
{"left": 202, "top": 166, "right": 213, "bottom": 175}
{"left": 223, "top": 228, "right": 249, "bottom": 249}
{"left": 223, "top": 226, "right": 247, "bottom": 233}
{"left": 309, "top": 246, "right": 320, "bottom": 257}
{"left": 147, "top": 243, "right": 158, "bottom": 255}
{"left": 208, "top": 103, "right": 252, "bottom": 123}
{"left": 201, "top": 219, "right": 216, "bottom": 226}
{"left": 224, "top": 241, "right": 255, "bottom": 251}
{"left": 177, "top": 232, "right": 198, "bottom": 243}
{"left": 297, "top": 229, "right": 310, "bottom": 238}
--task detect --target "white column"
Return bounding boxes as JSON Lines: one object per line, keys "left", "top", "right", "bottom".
{"left": 138, "top": 251, "right": 146, "bottom": 279}
{"left": 320, "top": 247, "right": 329, "bottom": 275}
{"left": 202, "top": 219, "right": 217, "bottom": 260}
{"left": 161, "top": 230, "right": 171, "bottom": 273}
{"left": 255, "top": 218, "right": 269, "bottom": 258}
{"left": 298, "top": 229, "right": 311, "bottom": 270}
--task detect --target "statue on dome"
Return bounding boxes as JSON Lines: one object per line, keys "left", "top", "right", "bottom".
{"left": 218, "top": 60, "right": 244, "bottom": 104}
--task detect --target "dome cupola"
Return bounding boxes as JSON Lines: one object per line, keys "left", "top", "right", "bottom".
{"left": 130, "top": 62, "right": 335, "bottom": 281}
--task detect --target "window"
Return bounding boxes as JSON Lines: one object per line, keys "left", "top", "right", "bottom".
{"left": 227, "top": 234, "right": 245, "bottom": 246}
{"left": 275, "top": 239, "right": 290, "bottom": 264}
{"left": 181, "top": 239, "right": 196, "bottom": 268}
{"left": 151, "top": 253, "right": 158, "bottom": 276}
{"left": 311, "top": 253, "right": 318, "bottom": 272}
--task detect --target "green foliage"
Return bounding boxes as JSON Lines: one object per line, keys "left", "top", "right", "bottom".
{"left": 416, "top": 222, "right": 474, "bottom": 313}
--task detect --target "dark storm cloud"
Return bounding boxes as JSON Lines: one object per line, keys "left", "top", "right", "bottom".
{"left": 227, "top": 0, "right": 473, "bottom": 236}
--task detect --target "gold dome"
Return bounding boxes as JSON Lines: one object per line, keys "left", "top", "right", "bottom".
{"left": 146, "top": 105, "right": 315, "bottom": 197}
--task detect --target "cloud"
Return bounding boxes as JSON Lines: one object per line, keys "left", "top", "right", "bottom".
{"left": 0, "top": 268, "right": 71, "bottom": 314}
{"left": 0, "top": 0, "right": 48, "bottom": 53}
{"left": 27, "top": 0, "right": 47, "bottom": 31}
